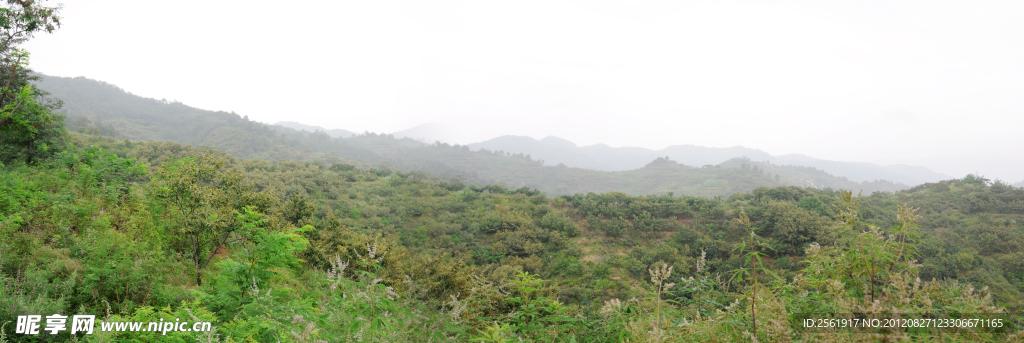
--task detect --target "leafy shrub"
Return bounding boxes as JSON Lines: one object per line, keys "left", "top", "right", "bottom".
{"left": 480, "top": 209, "right": 532, "bottom": 234}
{"left": 592, "top": 216, "right": 631, "bottom": 237}
{"left": 439, "top": 181, "right": 465, "bottom": 191}
{"left": 329, "top": 163, "right": 355, "bottom": 172}
{"left": 539, "top": 211, "right": 580, "bottom": 237}
{"left": 549, "top": 256, "right": 586, "bottom": 277}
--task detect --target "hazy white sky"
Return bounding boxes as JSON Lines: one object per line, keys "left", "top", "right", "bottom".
{"left": 24, "top": 0, "right": 1024, "bottom": 181}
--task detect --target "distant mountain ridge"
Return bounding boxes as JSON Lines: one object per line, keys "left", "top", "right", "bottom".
{"left": 469, "top": 135, "right": 951, "bottom": 186}
{"left": 390, "top": 123, "right": 458, "bottom": 143}
{"left": 34, "top": 74, "right": 914, "bottom": 196}
{"left": 274, "top": 121, "right": 356, "bottom": 138}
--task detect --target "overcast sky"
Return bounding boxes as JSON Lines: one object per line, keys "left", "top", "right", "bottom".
{"left": 24, "top": 0, "right": 1024, "bottom": 181}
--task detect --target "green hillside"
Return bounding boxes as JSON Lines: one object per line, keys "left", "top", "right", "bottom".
{"left": 5, "top": 3, "right": 1024, "bottom": 342}
{"left": 2, "top": 135, "right": 1023, "bottom": 341}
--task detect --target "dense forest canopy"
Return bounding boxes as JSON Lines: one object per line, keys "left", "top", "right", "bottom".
{"left": 3, "top": 3, "right": 1024, "bottom": 342}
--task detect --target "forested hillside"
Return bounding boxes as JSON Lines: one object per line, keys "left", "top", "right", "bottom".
{"left": 3, "top": 133, "right": 1023, "bottom": 341}
{"left": 35, "top": 75, "right": 907, "bottom": 197}
{"left": 4, "top": 1, "right": 1024, "bottom": 342}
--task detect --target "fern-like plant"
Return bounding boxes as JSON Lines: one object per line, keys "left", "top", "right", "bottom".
{"left": 730, "top": 209, "right": 781, "bottom": 341}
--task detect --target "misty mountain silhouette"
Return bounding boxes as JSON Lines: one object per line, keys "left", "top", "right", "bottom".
{"left": 29, "top": 74, "right": 932, "bottom": 195}
{"left": 469, "top": 135, "right": 951, "bottom": 186}
{"left": 273, "top": 121, "right": 356, "bottom": 138}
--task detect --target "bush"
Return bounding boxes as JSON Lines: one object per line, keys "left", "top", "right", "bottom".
{"left": 549, "top": 256, "right": 586, "bottom": 277}
{"left": 330, "top": 163, "right": 355, "bottom": 172}
{"left": 439, "top": 181, "right": 465, "bottom": 191}
{"left": 675, "top": 226, "right": 700, "bottom": 244}
{"left": 539, "top": 211, "right": 580, "bottom": 237}
{"left": 758, "top": 201, "right": 831, "bottom": 254}
{"left": 480, "top": 209, "right": 533, "bottom": 234}
{"left": 593, "top": 216, "right": 631, "bottom": 237}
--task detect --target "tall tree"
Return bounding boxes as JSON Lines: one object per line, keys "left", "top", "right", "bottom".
{"left": 0, "top": 0, "right": 65, "bottom": 164}
{"left": 152, "top": 154, "right": 275, "bottom": 285}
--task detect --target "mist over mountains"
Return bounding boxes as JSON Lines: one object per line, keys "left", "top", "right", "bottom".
{"left": 274, "top": 121, "right": 356, "bottom": 138}
{"left": 469, "top": 135, "right": 952, "bottom": 186}
{"left": 32, "top": 74, "right": 970, "bottom": 196}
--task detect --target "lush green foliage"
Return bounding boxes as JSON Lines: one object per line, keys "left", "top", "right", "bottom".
{"left": 3, "top": 133, "right": 1024, "bottom": 341}
{"left": 0, "top": 0, "right": 66, "bottom": 166}
{"left": 18, "top": 4, "right": 1024, "bottom": 341}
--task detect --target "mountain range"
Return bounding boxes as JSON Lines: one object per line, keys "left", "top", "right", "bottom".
{"left": 32, "top": 74, "right": 959, "bottom": 196}
{"left": 468, "top": 135, "right": 952, "bottom": 186}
